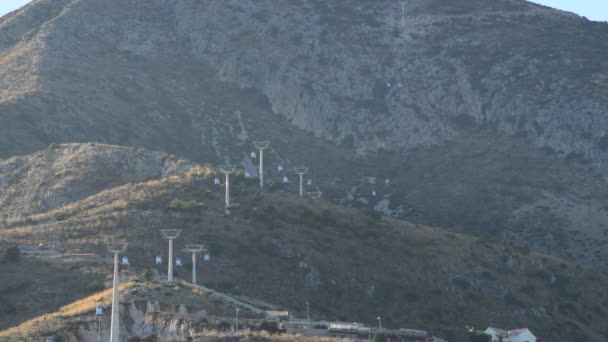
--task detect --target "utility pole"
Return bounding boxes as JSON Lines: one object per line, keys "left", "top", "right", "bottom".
{"left": 377, "top": 316, "right": 382, "bottom": 331}
{"left": 184, "top": 244, "right": 205, "bottom": 285}
{"left": 253, "top": 141, "right": 270, "bottom": 189}
{"left": 235, "top": 307, "right": 240, "bottom": 333}
{"left": 217, "top": 165, "right": 237, "bottom": 212}
{"left": 105, "top": 240, "right": 126, "bottom": 342}
{"left": 306, "top": 301, "right": 310, "bottom": 326}
{"left": 292, "top": 166, "right": 309, "bottom": 197}
{"left": 160, "top": 229, "right": 182, "bottom": 282}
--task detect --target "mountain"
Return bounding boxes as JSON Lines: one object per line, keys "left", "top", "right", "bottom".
{"left": 1, "top": 0, "right": 607, "bottom": 272}
{"left": 1, "top": 145, "right": 608, "bottom": 341}
{"left": 1, "top": 1, "right": 608, "bottom": 339}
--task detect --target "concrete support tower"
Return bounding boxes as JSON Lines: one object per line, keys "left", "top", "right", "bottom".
{"left": 253, "top": 141, "right": 270, "bottom": 188}
{"left": 184, "top": 244, "right": 205, "bottom": 285}
{"left": 292, "top": 166, "right": 309, "bottom": 197}
{"left": 160, "top": 229, "right": 182, "bottom": 282}
{"left": 106, "top": 241, "right": 126, "bottom": 342}
{"left": 217, "top": 165, "right": 237, "bottom": 210}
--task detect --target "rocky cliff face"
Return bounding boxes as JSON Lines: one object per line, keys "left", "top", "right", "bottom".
{"left": 175, "top": 0, "right": 608, "bottom": 172}
{"left": 2, "top": 0, "right": 608, "bottom": 173}
{"left": 1, "top": 0, "right": 607, "bottom": 175}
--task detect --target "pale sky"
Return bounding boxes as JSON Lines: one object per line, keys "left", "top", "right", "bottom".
{"left": 0, "top": 0, "right": 607, "bottom": 22}
{"left": 0, "top": 0, "right": 30, "bottom": 18}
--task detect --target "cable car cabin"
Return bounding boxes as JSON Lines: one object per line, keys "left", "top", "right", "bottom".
{"left": 156, "top": 256, "right": 162, "bottom": 264}
{"left": 385, "top": 178, "right": 391, "bottom": 185}
{"left": 245, "top": 171, "right": 251, "bottom": 178}
{"left": 283, "top": 176, "right": 289, "bottom": 183}
{"left": 307, "top": 179, "right": 313, "bottom": 186}
{"left": 122, "top": 256, "right": 129, "bottom": 265}
{"left": 251, "top": 151, "right": 257, "bottom": 159}
{"left": 204, "top": 253, "right": 210, "bottom": 262}
{"left": 214, "top": 177, "right": 221, "bottom": 185}
{"left": 372, "top": 191, "right": 377, "bottom": 196}
{"left": 96, "top": 306, "right": 103, "bottom": 315}
{"left": 278, "top": 165, "right": 284, "bottom": 172}
{"left": 176, "top": 258, "right": 182, "bottom": 266}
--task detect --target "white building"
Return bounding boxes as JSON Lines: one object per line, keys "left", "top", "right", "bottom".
{"left": 484, "top": 327, "right": 536, "bottom": 342}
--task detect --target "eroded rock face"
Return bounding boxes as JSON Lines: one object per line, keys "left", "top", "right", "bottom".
{"left": 174, "top": 0, "right": 608, "bottom": 173}
{"left": 60, "top": 301, "right": 207, "bottom": 341}
{"left": 1, "top": 0, "right": 607, "bottom": 175}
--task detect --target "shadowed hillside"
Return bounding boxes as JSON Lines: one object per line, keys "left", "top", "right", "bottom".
{"left": 0, "top": 145, "right": 607, "bottom": 341}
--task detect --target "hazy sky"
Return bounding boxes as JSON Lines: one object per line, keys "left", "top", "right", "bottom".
{"left": 0, "top": 0, "right": 29, "bottom": 18}
{"left": 0, "top": 0, "right": 607, "bottom": 21}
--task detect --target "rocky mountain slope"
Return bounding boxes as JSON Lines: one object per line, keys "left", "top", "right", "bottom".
{"left": 0, "top": 1, "right": 607, "bottom": 338}
{"left": 0, "top": 0, "right": 607, "bottom": 273}
{"left": 1, "top": 145, "right": 607, "bottom": 342}
{"left": 0, "top": 0, "right": 607, "bottom": 172}
{"left": 0, "top": 143, "right": 193, "bottom": 218}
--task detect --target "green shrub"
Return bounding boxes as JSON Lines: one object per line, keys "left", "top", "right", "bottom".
{"left": 2, "top": 302, "right": 16, "bottom": 314}
{"left": 373, "top": 333, "right": 387, "bottom": 342}
{"left": 452, "top": 276, "right": 470, "bottom": 290}
{"left": 468, "top": 332, "right": 491, "bottom": 342}
{"left": 519, "top": 283, "right": 536, "bottom": 297}
{"left": 257, "top": 321, "right": 280, "bottom": 333}
{"left": 86, "top": 280, "right": 105, "bottom": 292}
{"left": 140, "top": 269, "right": 153, "bottom": 281}
{"left": 3, "top": 246, "right": 20, "bottom": 262}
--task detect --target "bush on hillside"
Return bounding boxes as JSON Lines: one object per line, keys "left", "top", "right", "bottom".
{"left": 3, "top": 246, "right": 20, "bottom": 263}
{"left": 257, "top": 321, "right": 281, "bottom": 333}
{"left": 373, "top": 333, "right": 387, "bottom": 342}
{"left": 468, "top": 332, "right": 491, "bottom": 342}
{"left": 86, "top": 280, "right": 105, "bottom": 292}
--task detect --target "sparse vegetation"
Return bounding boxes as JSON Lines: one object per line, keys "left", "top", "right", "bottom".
{"left": 169, "top": 199, "right": 206, "bottom": 211}
{"left": 2, "top": 246, "right": 19, "bottom": 263}
{"left": 0, "top": 153, "right": 607, "bottom": 341}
